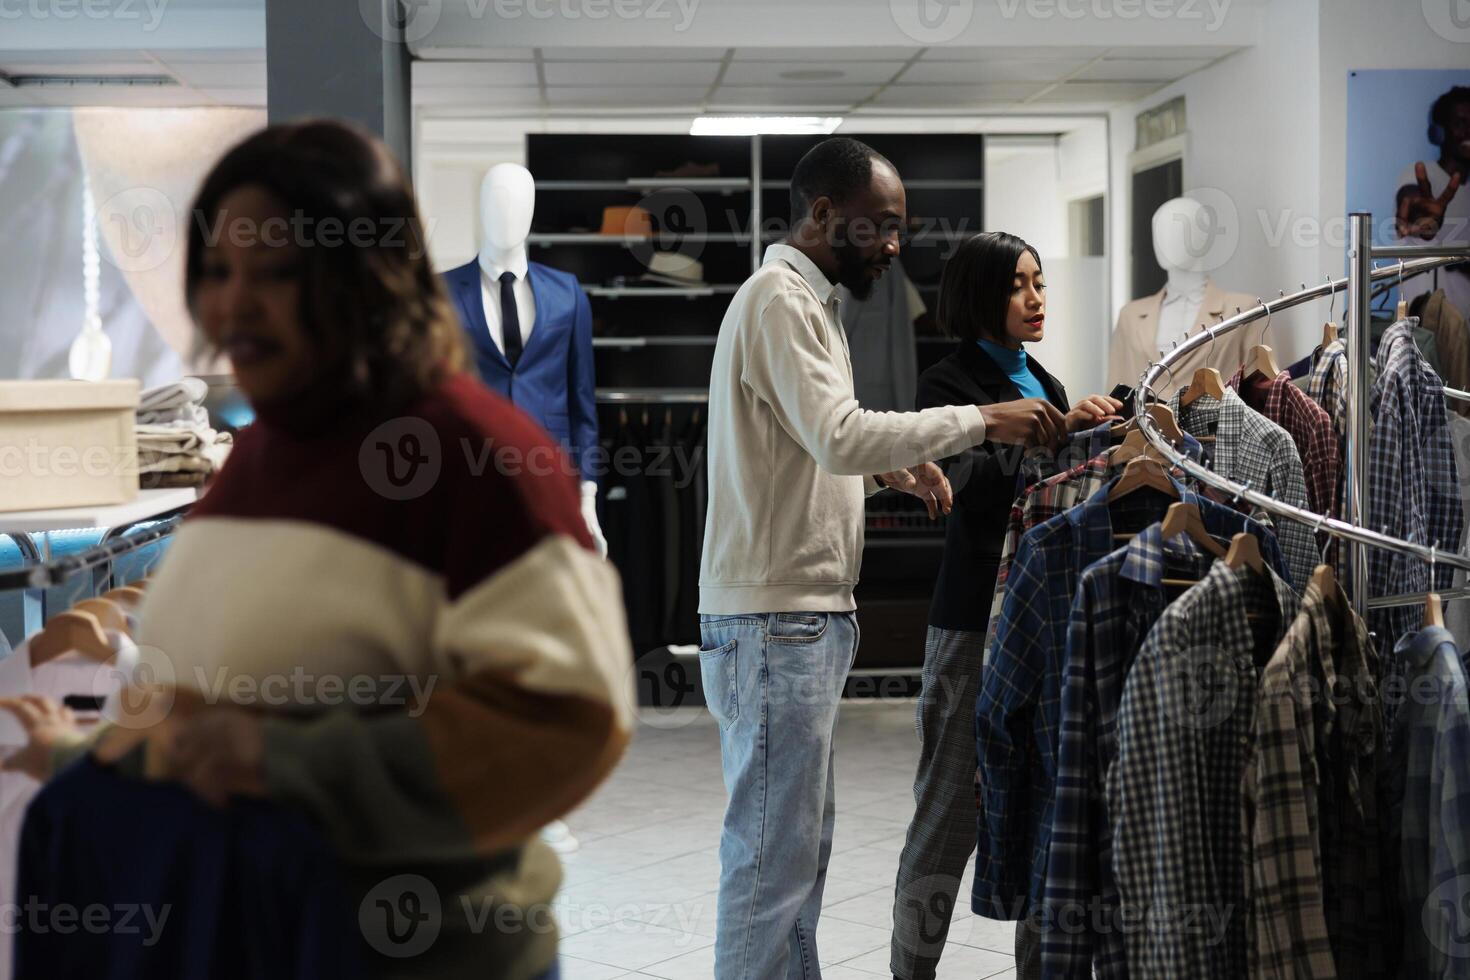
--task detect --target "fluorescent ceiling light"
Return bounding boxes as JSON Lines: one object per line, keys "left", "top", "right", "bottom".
{"left": 690, "top": 116, "right": 842, "bottom": 136}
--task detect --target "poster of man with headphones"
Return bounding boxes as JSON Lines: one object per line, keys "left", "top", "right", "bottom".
{"left": 1348, "top": 70, "right": 1470, "bottom": 323}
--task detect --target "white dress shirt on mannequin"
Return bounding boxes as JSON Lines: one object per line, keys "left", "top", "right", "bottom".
{"left": 1154, "top": 277, "right": 1209, "bottom": 353}
{"left": 477, "top": 255, "right": 538, "bottom": 357}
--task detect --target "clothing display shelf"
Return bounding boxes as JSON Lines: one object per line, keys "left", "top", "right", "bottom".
{"left": 1136, "top": 214, "right": 1470, "bottom": 620}
{"left": 0, "top": 487, "right": 196, "bottom": 537}
{"left": 595, "top": 388, "right": 708, "bottom": 404}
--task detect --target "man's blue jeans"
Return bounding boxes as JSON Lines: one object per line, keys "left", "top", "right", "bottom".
{"left": 698, "top": 611, "right": 860, "bottom": 980}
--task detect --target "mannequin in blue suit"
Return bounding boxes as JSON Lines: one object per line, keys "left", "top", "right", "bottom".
{"left": 442, "top": 163, "right": 604, "bottom": 554}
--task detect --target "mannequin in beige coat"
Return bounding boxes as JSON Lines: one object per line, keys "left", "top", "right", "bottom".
{"left": 1108, "top": 197, "right": 1257, "bottom": 396}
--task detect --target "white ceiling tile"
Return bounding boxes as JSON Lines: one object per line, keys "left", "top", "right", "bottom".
{"left": 538, "top": 46, "right": 726, "bottom": 61}
{"left": 542, "top": 85, "right": 702, "bottom": 107}
{"left": 413, "top": 86, "right": 543, "bottom": 107}
{"left": 162, "top": 62, "right": 268, "bottom": 87}
{"left": 414, "top": 61, "right": 540, "bottom": 86}
{"left": 732, "top": 46, "right": 917, "bottom": 61}
{"left": 543, "top": 61, "right": 720, "bottom": 86}
{"left": 412, "top": 46, "right": 536, "bottom": 61}
{"left": 919, "top": 45, "right": 1107, "bottom": 62}
{"left": 721, "top": 61, "right": 905, "bottom": 86}
{"left": 1027, "top": 80, "right": 1169, "bottom": 103}
{"left": 19, "top": 85, "right": 215, "bottom": 108}
{"left": 869, "top": 83, "right": 1043, "bottom": 108}
{"left": 898, "top": 59, "right": 1089, "bottom": 84}
{"left": 707, "top": 85, "right": 873, "bottom": 108}
{"left": 147, "top": 48, "right": 267, "bottom": 63}
{"left": 1075, "top": 58, "right": 1209, "bottom": 81}
{"left": 1100, "top": 44, "right": 1241, "bottom": 60}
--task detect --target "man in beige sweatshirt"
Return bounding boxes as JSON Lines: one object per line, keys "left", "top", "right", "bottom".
{"left": 697, "top": 137, "right": 1065, "bottom": 980}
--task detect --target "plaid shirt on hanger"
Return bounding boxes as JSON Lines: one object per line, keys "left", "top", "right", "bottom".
{"left": 1306, "top": 339, "right": 1348, "bottom": 441}
{"left": 1168, "top": 386, "right": 1319, "bottom": 592}
{"left": 1226, "top": 368, "right": 1341, "bottom": 525}
{"left": 1043, "top": 517, "right": 1282, "bottom": 980}
{"left": 1108, "top": 559, "right": 1300, "bottom": 980}
{"left": 982, "top": 432, "right": 1205, "bottom": 661}
{"left": 1385, "top": 627, "right": 1470, "bottom": 979}
{"left": 1245, "top": 578, "right": 1383, "bottom": 980}
{"left": 1368, "top": 323, "right": 1465, "bottom": 719}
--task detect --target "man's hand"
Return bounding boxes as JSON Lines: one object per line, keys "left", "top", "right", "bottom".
{"left": 1065, "top": 394, "right": 1124, "bottom": 433}
{"left": 1396, "top": 162, "right": 1463, "bottom": 240}
{"left": 979, "top": 398, "right": 1068, "bottom": 448}
{"left": 164, "top": 705, "right": 267, "bottom": 808}
{"left": 876, "top": 462, "right": 953, "bottom": 519}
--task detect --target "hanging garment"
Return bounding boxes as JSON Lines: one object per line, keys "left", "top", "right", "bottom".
{"left": 1306, "top": 339, "right": 1348, "bottom": 440}
{"left": 1109, "top": 559, "right": 1300, "bottom": 980}
{"left": 1243, "top": 577, "right": 1383, "bottom": 980}
{"left": 442, "top": 258, "right": 599, "bottom": 482}
{"left": 974, "top": 476, "right": 1287, "bottom": 921}
{"left": 0, "top": 636, "right": 137, "bottom": 980}
{"left": 14, "top": 755, "right": 363, "bottom": 980}
{"left": 983, "top": 432, "right": 1208, "bottom": 661}
{"left": 1226, "top": 368, "right": 1341, "bottom": 523}
{"left": 1168, "top": 385, "right": 1318, "bottom": 592}
{"left": 1445, "top": 413, "right": 1470, "bottom": 651}
{"left": 671, "top": 411, "right": 706, "bottom": 646}
{"left": 1380, "top": 627, "right": 1470, "bottom": 980}
{"left": 837, "top": 255, "right": 923, "bottom": 413}
{"left": 1368, "top": 322, "right": 1464, "bottom": 712}
{"left": 1413, "top": 288, "right": 1470, "bottom": 418}
{"left": 1042, "top": 525, "right": 1214, "bottom": 980}
{"left": 1108, "top": 280, "right": 1260, "bottom": 396}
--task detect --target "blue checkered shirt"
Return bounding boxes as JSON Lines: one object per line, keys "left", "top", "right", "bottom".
{"left": 1382, "top": 627, "right": 1470, "bottom": 978}
{"left": 1108, "top": 559, "right": 1300, "bottom": 979}
{"left": 1369, "top": 323, "right": 1465, "bottom": 730}
{"left": 1168, "top": 386, "right": 1320, "bottom": 592}
{"left": 1042, "top": 517, "right": 1287, "bottom": 979}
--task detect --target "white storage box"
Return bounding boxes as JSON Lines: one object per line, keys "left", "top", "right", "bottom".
{"left": 0, "top": 380, "right": 140, "bottom": 513}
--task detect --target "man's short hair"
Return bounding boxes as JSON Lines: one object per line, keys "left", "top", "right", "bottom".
{"left": 789, "top": 137, "right": 896, "bottom": 226}
{"left": 1431, "top": 85, "right": 1470, "bottom": 129}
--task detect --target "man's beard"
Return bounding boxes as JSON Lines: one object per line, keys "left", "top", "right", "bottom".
{"left": 834, "top": 237, "right": 887, "bottom": 301}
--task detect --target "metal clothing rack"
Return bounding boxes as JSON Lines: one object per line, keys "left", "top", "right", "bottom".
{"left": 0, "top": 509, "right": 187, "bottom": 637}
{"left": 596, "top": 388, "right": 709, "bottom": 404}
{"left": 1136, "top": 213, "right": 1470, "bottom": 620}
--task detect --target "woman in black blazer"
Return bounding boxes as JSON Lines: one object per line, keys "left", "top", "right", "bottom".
{"left": 889, "top": 232, "right": 1120, "bottom": 980}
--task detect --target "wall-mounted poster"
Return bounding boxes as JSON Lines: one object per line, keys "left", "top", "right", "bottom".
{"left": 1346, "top": 69, "right": 1470, "bottom": 322}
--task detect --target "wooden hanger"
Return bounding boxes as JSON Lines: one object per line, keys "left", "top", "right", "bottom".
{"left": 1245, "top": 344, "right": 1281, "bottom": 380}
{"left": 1180, "top": 367, "right": 1226, "bottom": 407}
{"left": 1107, "top": 456, "right": 1180, "bottom": 504}
{"left": 128, "top": 576, "right": 151, "bottom": 589}
{"left": 1396, "top": 297, "right": 1409, "bottom": 320}
{"left": 1111, "top": 405, "right": 1186, "bottom": 455}
{"left": 102, "top": 586, "right": 146, "bottom": 609}
{"left": 1425, "top": 546, "right": 1445, "bottom": 628}
{"left": 1159, "top": 502, "right": 1228, "bottom": 559}
{"left": 29, "top": 610, "right": 114, "bottom": 666}
{"left": 1224, "top": 532, "right": 1265, "bottom": 575}
{"left": 1321, "top": 321, "right": 1338, "bottom": 351}
{"left": 71, "top": 598, "right": 129, "bottom": 635}
{"left": 1309, "top": 564, "right": 1339, "bottom": 606}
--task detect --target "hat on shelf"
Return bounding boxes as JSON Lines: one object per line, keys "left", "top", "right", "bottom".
{"left": 600, "top": 205, "right": 654, "bottom": 237}
{"left": 638, "top": 251, "right": 706, "bottom": 288}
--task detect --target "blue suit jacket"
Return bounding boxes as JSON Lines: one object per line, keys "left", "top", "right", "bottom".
{"left": 443, "top": 258, "right": 598, "bottom": 483}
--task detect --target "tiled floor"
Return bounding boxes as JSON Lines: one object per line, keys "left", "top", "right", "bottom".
{"left": 554, "top": 699, "right": 1018, "bottom": 980}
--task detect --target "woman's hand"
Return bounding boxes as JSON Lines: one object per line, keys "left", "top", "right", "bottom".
{"left": 876, "top": 462, "right": 954, "bottom": 518}
{"left": 1065, "top": 394, "right": 1124, "bottom": 433}
{"left": 164, "top": 705, "right": 267, "bottom": 808}
{"left": 0, "top": 696, "right": 80, "bottom": 783}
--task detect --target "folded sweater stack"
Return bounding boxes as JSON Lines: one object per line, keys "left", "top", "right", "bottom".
{"left": 136, "top": 378, "right": 232, "bottom": 488}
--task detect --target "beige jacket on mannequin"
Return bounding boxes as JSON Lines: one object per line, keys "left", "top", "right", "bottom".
{"left": 1107, "top": 279, "right": 1260, "bottom": 397}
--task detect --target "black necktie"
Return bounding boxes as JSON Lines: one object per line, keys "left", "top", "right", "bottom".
{"left": 499, "top": 270, "right": 523, "bottom": 368}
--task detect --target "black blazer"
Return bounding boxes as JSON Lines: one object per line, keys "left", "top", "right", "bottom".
{"left": 917, "top": 342, "right": 1069, "bottom": 632}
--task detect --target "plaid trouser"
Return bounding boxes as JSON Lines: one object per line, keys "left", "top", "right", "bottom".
{"left": 891, "top": 627, "right": 986, "bottom": 980}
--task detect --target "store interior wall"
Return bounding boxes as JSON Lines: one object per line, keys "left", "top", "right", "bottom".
{"left": 1106, "top": 0, "right": 1322, "bottom": 369}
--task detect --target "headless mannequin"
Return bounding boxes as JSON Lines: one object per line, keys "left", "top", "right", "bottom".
{"left": 1107, "top": 196, "right": 1255, "bottom": 393}
{"left": 477, "top": 163, "right": 606, "bottom": 559}
{"left": 1151, "top": 198, "right": 1210, "bottom": 352}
